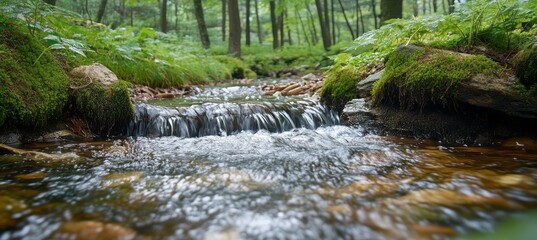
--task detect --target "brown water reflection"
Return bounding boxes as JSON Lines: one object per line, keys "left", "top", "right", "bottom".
{"left": 1, "top": 131, "right": 537, "bottom": 239}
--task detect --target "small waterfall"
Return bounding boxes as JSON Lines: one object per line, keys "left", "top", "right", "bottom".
{"left": 127, "top": 101, "right": 339, "bottom": 137}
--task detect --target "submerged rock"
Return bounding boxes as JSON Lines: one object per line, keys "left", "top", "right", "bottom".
{"left": 52, "top": 221, "right": 137, "bottom": 240}
{"left": 102, "top": 171, "right": 144, "bottom": 188}
{"left": 0, "top": 143, "right": 79, "bottom": 162}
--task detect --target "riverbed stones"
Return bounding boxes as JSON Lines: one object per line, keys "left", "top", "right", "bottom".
{"left": 261, "top": 76, "right": 324, "bottom": 97}
{"left": 102, "top": 171, "right": 144, "bottom": 188}
{"left": 52, "top": 221, "right": 137, "bottom": 240}
{"left": 0, "top": 143, "right": 79, "bottom": 162}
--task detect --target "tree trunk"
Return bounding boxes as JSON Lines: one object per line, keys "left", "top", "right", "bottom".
{"left": 193, "top": 0, "right": 210, "bottom": 49}
{"left": 43, "top": 0, "right": 56, "bottom": 5}
{"left": 370, "top": 0, "right": 378, "bottom": 29}
{"left": 96, "top": 0, "right": 108, "bottom": 23}
{"left": 175, "top": 0, "right": 179, "bottom": 34}
{"left": 422, "top": 0, "right": 426, "bottom": 15}
{"left": 315, "top": 0, "right": 332, "bottom": 50}
{"left": 228, "top": 0, "right": 241, "bottom": 57}
{"left": 413, "top": 0, "right": 418, "bottom": 17}
{"left": 323, "top": 0, "right": 331, "bottom": 45}
{"left": 306, "top": 3, "right": 318, "bottom": 45}
{"left": 222, "top": 0, "right": 227, "bottom": 42}
{"left": 356, "top": 0, "right": 365, "bottom": 35}
{"left": 279, "top": 9, "right": 284, "bottom": 47}
{"left": 432, "top": 0, "right": 437, "bottom": 12}
{"left": 160, "top": 0, "right": 168, "bottom": 33}
{"left": 296, "top": 7, "right": 311, "bottom": 46}
{"left": 287, "top": 10, "right": 293, "bottom": 45}
{"left": 380, "top": 0, "right": 402, "bottom": 26}
{"left": 338, "top": 0, "right": 355, "bottom": 40}
{"left": 270, "top": 1, "right": 279, "bottom": 49}
{"left": 330, "top": 0, "right": 337, "bottom": 44}
{"left": 447, "top": 0, "right": 455, "bottom": 14}
{"left": 245, "top": 0, "right": 251, "bottom": 46}
{"left": 255, "top": 0, "right": 262, "bottom": 44}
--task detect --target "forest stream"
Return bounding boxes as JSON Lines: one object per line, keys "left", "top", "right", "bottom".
{"left": 2, "top": 79, "right": 537, "bottom": 239}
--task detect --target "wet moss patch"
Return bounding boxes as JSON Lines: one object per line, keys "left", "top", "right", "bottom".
{"left": 0, "top": 16, "right": 69, "bottom": 128}
{"left": 513, "top": 45, "right": 537, "bottom": 91}
{"left": 320, "top": 63, "right": 368, "bottom": 112}
{"left": 74, "top": 81, "right": 134, "bottom": 136}
{"left": 372, "top": 45, "right": 502, "bottom": 110}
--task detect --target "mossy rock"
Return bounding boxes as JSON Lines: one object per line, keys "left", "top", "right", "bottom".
{"left": 0, "top": 16, "right": 69, "bottom": 128}
{"left": 372, "top": 45, "right": 502, "bottom": 110}
{"left": 320, "top": 54, "right": 368, "bottom": 112}
{"left": 74, "top": 80, "right": 134, "bottom": 136}
{"left": 513, "top": 45, "right": 537, "bottom": 90}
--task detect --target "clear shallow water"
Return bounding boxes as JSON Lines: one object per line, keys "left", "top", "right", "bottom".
{"left": 1, "top": 83, "right": 537, "bottom": 239}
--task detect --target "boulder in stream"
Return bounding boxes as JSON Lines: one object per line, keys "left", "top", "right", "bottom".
{"left": 342, "top": 45, "right": 537, "bottom": 142}
{"left": 70, "top": 63, "right": 134, "bottom": 136}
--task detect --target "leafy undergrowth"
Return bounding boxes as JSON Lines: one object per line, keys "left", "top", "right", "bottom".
{"left": 322, "top": 0, "right": 537, "bottom": 109}
{"left": 0, "top": 15, "right": 69, "bottom": 128}
{"left": 0, "top": 1, "right": 325, "bottom": 89}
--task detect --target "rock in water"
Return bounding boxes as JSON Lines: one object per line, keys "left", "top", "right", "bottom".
{"left": 70, "top": 63, "right": 134, "bottom": 136}
{"left": 52, "top": 221, "right": 137, "bottom": 240}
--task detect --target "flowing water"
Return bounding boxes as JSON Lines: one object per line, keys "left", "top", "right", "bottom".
{"left": 1, "top": 80, "right": 537, "bottom": 239}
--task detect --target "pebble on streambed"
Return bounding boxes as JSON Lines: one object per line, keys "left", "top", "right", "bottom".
{"left": 261, "top": 73, "right": 324, "bottom": 98}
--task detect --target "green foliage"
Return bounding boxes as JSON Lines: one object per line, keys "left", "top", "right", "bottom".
{"left": 74, "top": 81, "right": 134, "bottom": 135}
{"left": 343, "top": 0, "right": 536, "bottom": 66}
{"left": 513, "top": 45, "right": 537, "bottom": 90}
{"left": 242, "top": 45, "right": 325, "bottom": 77}
{"left": 0, "top": 15, "right": 69, "bottom": 128}
{"left": 214, "top": 55, "right": 256, "bottom": 79}
{"left": 320, "top": 53, "right": 368, "bottom": 111}
{"left": 372, "top": 46, "right": 502, "bottom": 110}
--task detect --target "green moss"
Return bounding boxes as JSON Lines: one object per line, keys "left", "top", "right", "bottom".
{"left": 320, "top": 55, "right": 368, "bottom": 111}
{"left": 74, "top": 81, "right": 134, "bottom": 135}
{"left": 372, "top": 46, "right": 501, "bottom": 110}
{"left": 214, "top": 56, "right": 257, "bottom": 79}
{"left": 0, "top": 16, "right": 69, "bottom": 128}
{"left": 513, "top": 46, "right": 537, "bottom": 90}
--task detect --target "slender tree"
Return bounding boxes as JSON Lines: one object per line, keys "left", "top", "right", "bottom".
{"left": 160, "top": 0, "right": 168, "bottom": 32}
{"left": 228, "top": 0, "right": 241, "bottom": 57}
{"left": 323, "top": 0, "right": 330, "bottom": 45}
{"left": 432, "top": 0, "right": 438, "bottom": 12}
{"left": 370, "top": 0, "right": 378, "bottom": 29}
{"left": 296, "top": 7, "right": 310, "bottom": 46}
{"left": 447, "top": 0, "right": 455, "bottom": 13}
{"left": 355, "top": 0, "right": 365, "bottom": 35}
{"left": 270, "top": 1, "right": 279, "bottom": 49}
{"left": 193, "top": 0, "right": 210, "bottom": 49}
{"left": 96, "top": 0, "right": 108, "bottom": 23}
{"left": 245, "top": 0, "right": 251, "bottom": 46}
{"left": 306, "top": 3, "right": 318, "bottom": 45}
{"left": 279, "top": 7, "right": 284, "bottom": 47}
{"left": 330, "top": 0, "right": 336, "bottom": 44}
{"left": 338, "top": 0, "right": 355, "bottom": 39}
{"left": 380, "top": 0, "right": 402, "bottom": 26}
{"left": 315, "top": 0, "right": 331, "bottom": 50}
{"left": 255, "top": 0, "right": 263, "bottom": 44}
{"left": 413, "top": 0, "right": 419, "bottom": 17}
{"left": 222, "top": 0, "right": 227, "bottom": 42}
